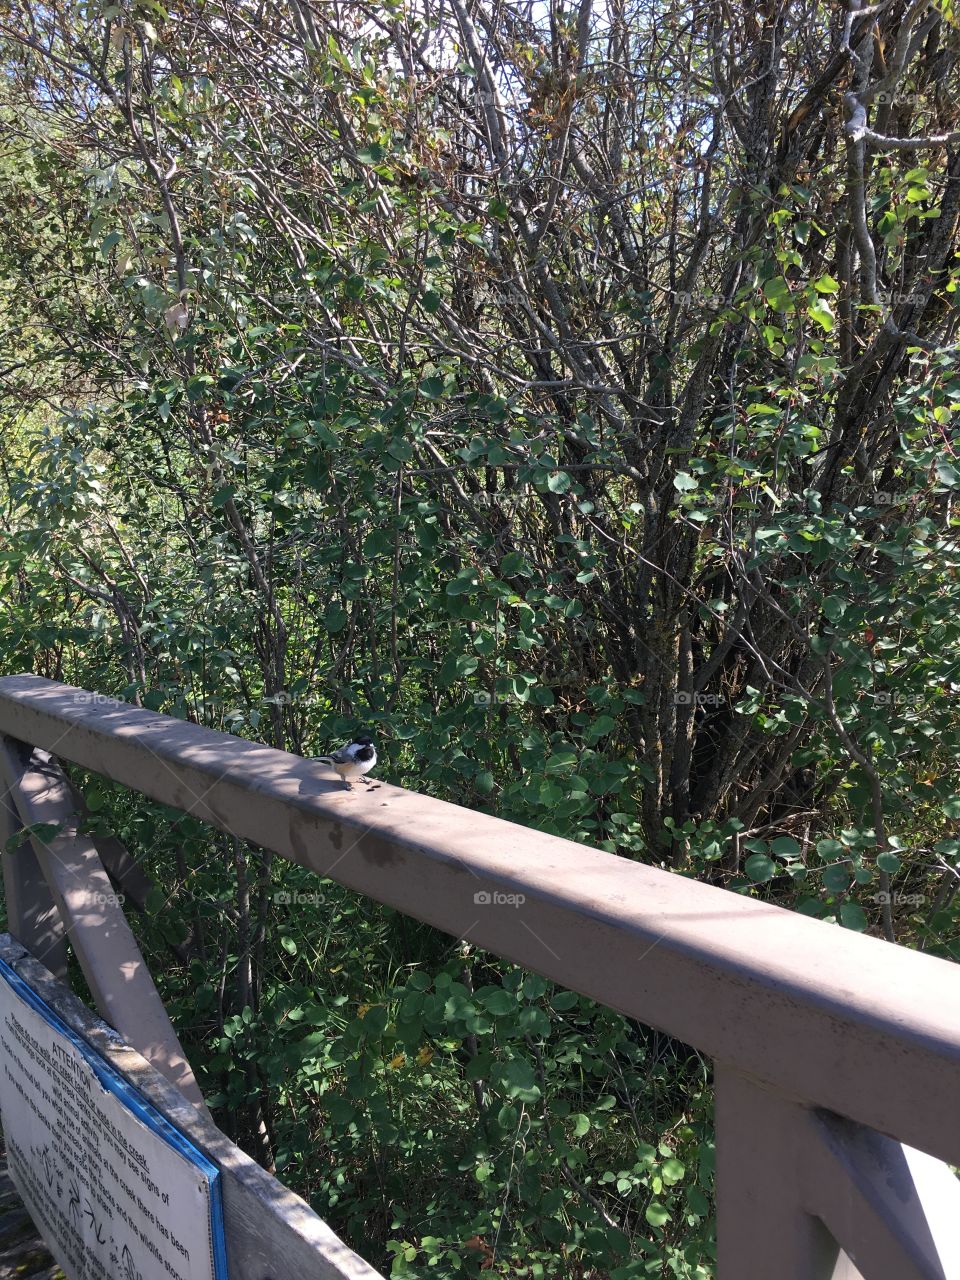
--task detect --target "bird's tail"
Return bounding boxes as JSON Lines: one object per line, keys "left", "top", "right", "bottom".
{"left": 312, "top": 755, "right": 335, "bottom": 765}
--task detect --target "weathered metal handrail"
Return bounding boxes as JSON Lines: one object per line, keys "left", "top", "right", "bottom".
{"left": 1, "top": 673, "right": 959, "bottom": 1279}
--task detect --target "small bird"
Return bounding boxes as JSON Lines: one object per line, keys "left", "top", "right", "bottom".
{"left": 312, "top": 734, "right": 377, "bottom": 789}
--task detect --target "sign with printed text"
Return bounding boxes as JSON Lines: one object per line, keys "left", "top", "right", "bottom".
{"left": 0, "top": 958, "right": 226, "bottom": 1280}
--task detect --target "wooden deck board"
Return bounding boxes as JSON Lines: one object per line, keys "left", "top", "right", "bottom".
{"left": 0, "top": 1133, "right": 63, "bottom": 1280}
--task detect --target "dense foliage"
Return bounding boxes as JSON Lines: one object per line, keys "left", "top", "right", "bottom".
{"left": 2, "top": 0, "right": 960, "bottom": 1275}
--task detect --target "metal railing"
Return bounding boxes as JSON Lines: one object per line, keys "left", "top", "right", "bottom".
{"left": 0, "top": 673, "right": 958, "bottom": 1280}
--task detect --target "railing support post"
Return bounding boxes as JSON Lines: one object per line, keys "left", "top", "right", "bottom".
{"left": 714, "top": 1066, "right": 860, "bottom": 1280}
{"left": 0, "top": 736, "right": 210, "bottom": 1115}
{"left": 0, "top": 741, "right": 68, "bottom": 978}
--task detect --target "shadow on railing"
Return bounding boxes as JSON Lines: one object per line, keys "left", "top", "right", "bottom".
{"left": 1, "top": 673, "right": 959, "bottom": 1280}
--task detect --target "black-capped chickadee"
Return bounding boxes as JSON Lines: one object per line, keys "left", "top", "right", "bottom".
{"left": 312, "top": 734, "right": 377, "bottom": 789}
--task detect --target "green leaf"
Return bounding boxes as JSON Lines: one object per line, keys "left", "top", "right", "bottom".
{"left": 326, "top": 1096, "right": 356, "bottom": 1125}
{"left": 877, "top": 851, "right": 901, "bottom": 873}
{"left": 687, "top": 1186, "right": 710, "bottom": 1216}
{"left": 145, "top": 886, "right": 166, "bottom": 915}
{"left": 419, "top": 376, "right": 444, "bottom": 400}
{"left": 497, "top": 1104, "right": 518, "bottom": 1130}
{"left": 645, "top": 1202, "right": 670, "bottom": 1227}
{"left": 745, "top": 853, "right": 777, "bottom": 883}
{"left": 478, "top": 988, "right": 515, "bottom": 1015}
{"left": 816, "top": 838, "right": 844, "bottom": 858}
{"left": 822, "top": 864, "right": 851, "bottom": 892}
{"left": 446, "top": 570, "right": 479, "bottom": 595}
{"left": 360, "top": 1004, "right": 389, "bottom": 1036}
{"left": 809, "top": 300, "right": 834, "bottom": 331}
{"left": 501, "top": 1058, "right": 540, "bottom": 1102}
{"left": 4, "top": 822, "right": 63, "bottom": 855}
{"left": 325, "top": 603, "right": 348, "bottom": 634}
{"left": 547, "top": 471, "right": 571, "bottom": 493}
{"left": 500, "top": 551, "right": 531, "bottom": 577}
{"left": 587, "top": 714, "right": 617, "bottom": 738}
{"left": 551, "top": 990, "right": 579, "bottom": 1011}
{"left": 673, "top": 471, "right": 698, "bottom": 493}
{"left": 309, "top": 421, "right": 340, "bottom": 450}
{"left": 763, "top": 276, "right": 793, "bottom": 311}
{"left": 839, "top": 902, "right": 868, "bottom": 931}
{"left": 771, "top": 836, "right": 801, "bottom": 859}
{"left": 518, "top": 1006, "right": 550, "bottom": 1036}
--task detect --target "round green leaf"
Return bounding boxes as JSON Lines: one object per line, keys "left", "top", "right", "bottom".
{"left": 745, "top": 853, "right": 777, "bottom": 883}
{"left": 501, "top": 1058, "right": 540, "bottom": 1102}
{"left": 645, "top": 1202, "right": 670, "bottom": 1227}
{"left": 771, "top": 836, "right": 801, "bottom": 859}
{"left": 839, "top": 902, "right": 868, "bottom": 931}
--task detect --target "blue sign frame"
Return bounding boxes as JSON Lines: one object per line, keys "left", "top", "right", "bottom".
{"left": 0, "top": 954, "right": 228, "bottom": 1280}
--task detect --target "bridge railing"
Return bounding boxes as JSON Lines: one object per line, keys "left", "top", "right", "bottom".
{"left": 1, "top": 673, "right": 959, "bottom": 1280}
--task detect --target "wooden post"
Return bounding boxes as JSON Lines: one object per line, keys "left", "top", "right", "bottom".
{"left": 803, "top": 1111, "right": 960, "bottom": 1280}
{"left": 0, "top": 738, "right": 67, "bottom": 978}
{"left": 0, "top": 736, "right": 209, "bottom": 1115}
{"left": 714, "top": 1066, "right": 854, "bottom": 1280}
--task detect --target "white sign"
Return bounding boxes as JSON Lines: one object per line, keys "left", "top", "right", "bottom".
{"left": 0, "top": 958, "right": 226, "bottom": 1280}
